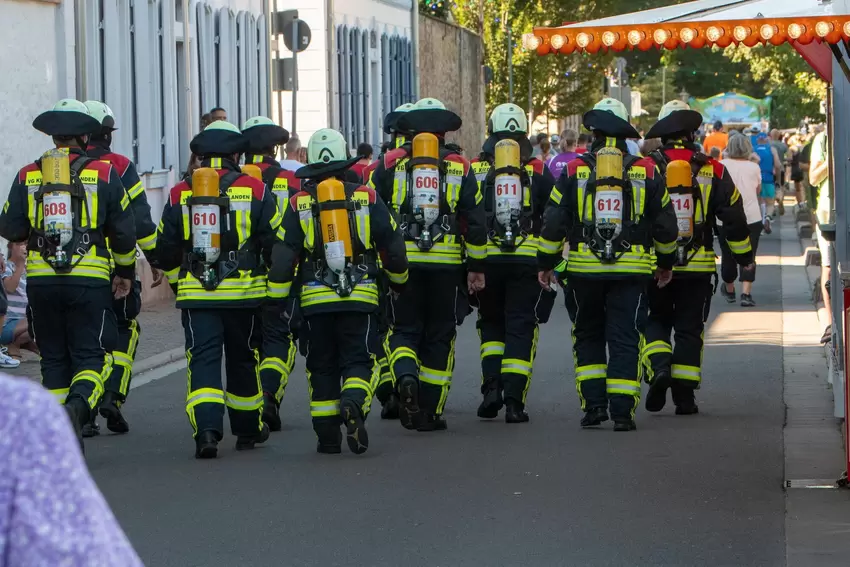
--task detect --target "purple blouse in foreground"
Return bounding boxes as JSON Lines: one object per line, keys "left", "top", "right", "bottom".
{"left": 0, "top": 374, "right": 143, "bottom": 567}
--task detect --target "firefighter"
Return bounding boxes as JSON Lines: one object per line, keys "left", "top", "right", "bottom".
{"left": 641, "top": 101, "right": 754, "bottom": 414}
{"left": 268, "top": 128, "right": 408, "bottom": 454}
{"left": 537, "top": 98, "right": 679, "bottom": 432}
{"left": 0, "top": 99, "right": 137, "bottom": 448}
{"left": 241, "top": 116, "right": 299, "bottom": 431}
{"left": 370, "top": 98, "right": 487, "bottom": 432}
{"left": 81, "top": 100, "right": 161, "bottom": 436}
{"left": 470, "top": 103, "right": 556, "bottom": 422}
{"left": 156, "top": 121, "right": 280, "bottom": 458}
{"left": 368, "top": 103, "right": 415, "bottom": 420}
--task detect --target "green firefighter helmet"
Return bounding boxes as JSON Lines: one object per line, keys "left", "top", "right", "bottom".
{"left": 658, "top": 100, "right": 691, "bottom": 120}
{"left": 396, "top": 103, "right": 415, "bottom": 112}
{"left": 414, "top": 98, "right": 447, "bottom": 110}
{"left": 308, "top": 128, "right": 348, "bottom": 164}
{"left": 593, "top": 97, "right": 629, "bottom": 122}
{"left": 83, "top": 100, "right": 116, "bottom": 130}
{"left": 489, "top": 103, "right": 528, "bottom": 135}
{"left": 241, "top": 116, "right": 276, "bottom": 130}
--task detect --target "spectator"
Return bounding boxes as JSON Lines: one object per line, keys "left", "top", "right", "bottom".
{"left": 185, "top": 112, "right": 218, "bottom": 180}
{"left": 640, "top": 137, "right": 662, "bottom": 156}
{"left": 349, "top": 142, "right": 374, "bottom": 183}
{"left": 576, "top": 132, "right": 591, "bottom": 154}
{"left": 770, "top": 128, "right": 790, "bottom": 213}
{"left": 625, "top": 138, "right": 641, "bottom": 156}
{"left": 2, "top": 242, "right": 35, "bottom": 359}
{"left": 719, "top": 134, "right": 764, "bottom": 307}
{"left": 709, "top": 147, "right": 721, "bottom": 160}
{"left": 704, "top": 120, "right": 729, "bottom": 155}
{"left": 199, "top": 113, "right": 212, "bottom": 130}
{"left": 279, "top": 134, "right": 303, "bottom": 171}
{"left": 0, "top": 253, "right": 18, "bottom": 369}
{"left": 209, "top": 107, "right": 227, "bottom": 122}
{"left": 0, "top": 373, "right": 144, "bottom": 566}
{"left": 547, "top": 129, "right": 579, "bottom": 179}
{"left": 809, "top": 124, "right": 832, "bottom": 343}
{"left": 535, "top": 137, "right": 556, "bottom": 161}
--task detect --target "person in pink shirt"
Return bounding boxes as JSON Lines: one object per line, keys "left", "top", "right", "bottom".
{"left": 546, "top": 129, "right": 579, "bottom": 179}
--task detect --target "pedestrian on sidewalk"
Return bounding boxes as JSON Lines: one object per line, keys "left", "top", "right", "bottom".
{"left": 1, "top": 243, "right": 36, "bottom": 360}
{"left": 0, "top": 250, "right": 21, "bottom": 369}
{"left": 720, "top": 134, "right": 764, "bottom": 307}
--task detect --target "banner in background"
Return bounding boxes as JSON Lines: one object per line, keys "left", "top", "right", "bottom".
{"left": 688, "top": 92, "right": 772, "bottom": 128}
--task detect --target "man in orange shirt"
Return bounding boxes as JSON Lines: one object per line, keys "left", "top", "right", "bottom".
{"left": 704, "top": 121, "right": 728, "bottom": 155}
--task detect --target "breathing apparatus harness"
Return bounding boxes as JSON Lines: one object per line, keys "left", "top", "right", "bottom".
{"left": 484, "top": 143, "right": 535, "bottom": 252}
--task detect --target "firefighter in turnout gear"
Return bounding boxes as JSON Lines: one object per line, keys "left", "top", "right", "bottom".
{"left": 370, "top": 98, "right": 488, "bottom": 432}
{"left": 641, "top": 101, "right": 754, "bottom": 414}
{"left": 81, "top": 100, "right": 161, "bottom": 436}
{"left": 241, "top": 116, "right": 299, "bottom": 431}
{"left": 268, "top": 129, "right": 408, "bottom": 454}
{"left": 471, "top": 103, "right": 556, "bottom": 422}
{"left": 537, "top": 98, "right": 679, "bottom": 432}
{"left": 156, "top": 121, "right": 280, "bottom": 458}
{"left": 0, "top": 99, "right": 137, "bottom": 448}
{"left": 369, "top": 102, "right": 415, "bottom": 420}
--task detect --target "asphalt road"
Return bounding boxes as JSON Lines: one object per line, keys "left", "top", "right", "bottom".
{"left": 88, "top": 233, "right": 785, "bottom": 567}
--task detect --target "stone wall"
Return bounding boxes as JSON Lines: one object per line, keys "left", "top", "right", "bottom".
{"left": 418, "top": 15, "right": 486, "bottom": 157}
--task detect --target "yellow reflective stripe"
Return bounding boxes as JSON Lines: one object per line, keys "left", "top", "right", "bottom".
{"left": 187, "top": 388, "right": 225, "bottom": 409}
{"left": 390, "top": 345, "right": 417, "bottom": 365}
{"left": 259, "top": 357, "right": 290, "bottom": 375}
{"left": 465, "top": 242, "right": 486, "bottom": 260}
{"left": 481, "top": 341, "right": 505, "bottom": 358}
{"left": 71, "top": 369, "right": 105, "bottom": 409}
{"left": 225, "top": 392, "right": 263, "bottom": 411}
{"left": 165, "top": 267, "right": 180, "bottom": 284}
{"left": 486, "top": 242, "right": 538, "bottom": 257}
{"left": 137, "top": 232, "right": 157, "bottom": 251}
{"left": 119, "top": 191, "right": 130, "bottom": 211}
{"left": 575, "top": 364, "right": 607, "bottom": 381}
{"left": 210, "top": 158, "right": 222, "bottom": 169}
{"left": 112, "top": 249, "right": 136, "bottom": 266}
{"left": 420, "top": 366, "right": 451, "bottom": 386}
{"left": 127, "top": 181, "right": 144, "bottom": 199}
{"left": 538, "top": 237, "right": 564, "bottom": 254}
{"left": 48, "top": 387, "right": 70, "bottom": 403}
{"left": 310, "top": 399, "right": 341, "bottom": 417}
{"left": 605, "top": 137, "right": 616, "bottom": 148}
{"left": 642, "top": 340, "right": 672, "bottom": 357}
{"left": 653, "top": 240, "right": 677, "bottom": 254}
{"left": 386, "top": 269, "right": 408, "bottom": 285}
{"left": 729, "top": 187, "right": 741, "bottom": 206}
{"left": 341, "top": 377, "right": 373, "bottom": 393}
{"left": 671, "top": 364, "right": 701, "bottom": 382}
{"left": 501, "top": 358, "right": 532, "bottom": 377}
{"left": 267, "top": 280, "right": 292, "bottom": 299}
{"left": 727, "top": 238, "right": 752, "bottom": 254}
{"left": 300, "top": 282, "right": 380, "bottom": 307}
{"left": 606, "top": 379, "right": 640, "bottom": 395}
{"left": 550, "top": 187, "right": 563, "bottom": 205}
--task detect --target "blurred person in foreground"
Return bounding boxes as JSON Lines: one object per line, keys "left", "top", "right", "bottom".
{"left": 809, "top": 123, "right": 832, "bottom": 344}
{"left": 2, "top": 242, "right": 37, "bottom": 359}
{"left": 703, "top": 120, "right": 728, "bottom": 155}
{"left": 0, "top": 373, "right": 143, "bottom": 566}
{"left": 719, "top": 134, "right": 764, "bottom": 307}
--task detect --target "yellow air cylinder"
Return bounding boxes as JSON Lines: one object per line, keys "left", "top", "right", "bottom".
{"left": 666, "top": 160, "right": 694, "bottom": 238}
{"left": 317, "top": 178, "right": 352, "bottom": 275}
{"left": 41, "top": 149, "right": 70, "bottom": 185}
{"left": 494, "top": 139, "right": 520, "bottom": 170}
{"left": 191, "top": 167, "right": 221, "bottom": 261}
{"left": 411, "top": 133, "right": 441, "bottom": 226}
{"left": 494, "top": 139, "right": 522, "bottom": 231}
{"left": 596, "top": 147, "right": 623, "bottom": 179}
{"left": 241, "top": 164, "right": 263, "bottom": 181}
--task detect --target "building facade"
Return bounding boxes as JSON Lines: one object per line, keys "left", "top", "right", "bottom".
{"left": 272, "top": 0, "right": 416, "bottom": 153}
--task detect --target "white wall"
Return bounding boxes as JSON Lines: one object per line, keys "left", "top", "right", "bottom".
{"left": 334, "top": 0, "right": 412, "bottom": 35}
{"left": 0, "top": 0, "right": 74, "bottom": 204}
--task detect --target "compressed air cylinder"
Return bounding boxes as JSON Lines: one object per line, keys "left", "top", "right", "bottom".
{"left": 317, "top": 179, "right": 352, "bottom": 276}
{"left": 241, "top": 164, "right": 263, "bottom": 182}
{"left": 40, "top": 149, "right": 73, "bottom": 248}
{"left": 666, "top": 160, "right": 694, "bottom": 238}
{"left": 410, "top": 133, "right": 441, "bottom": 227}
{"left": 494, "top": 139, "right": 522, "bottom": 230}
{"left": 191, "top": 167, "right": 221, "bottom": 264}
{"left": 594, "top": 147, "right": 624, "bottom": 227}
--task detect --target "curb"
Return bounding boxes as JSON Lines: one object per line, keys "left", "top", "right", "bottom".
{"left": 132, "top": 347, "right": 185, "bottom": 376}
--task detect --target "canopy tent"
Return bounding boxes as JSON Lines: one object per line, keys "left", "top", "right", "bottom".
{"left": 527, "top": 0, "right": 850, "bottom": 478}
{"left": 688, "top": 92, "right": 772, "bottom": 128}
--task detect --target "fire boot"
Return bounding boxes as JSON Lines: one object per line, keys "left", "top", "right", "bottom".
{"left": 504, "top": 399, "right": 529, "bottom": 423}
{"left": 262, "top": 392, "right": 282, "bottom": 432}
{"left": 341, "top": 398, "right": 369, "bottom": 455}
{"left": 381, "top": 392, "right": 400, "bottom": 420}
{"left": 64, "top": 396, "right": 89, "bottom": 453}
{"left": 477, "top": 376, "right": 503, "bottom": 419}
{"left": 315, "top": 422, "right": 342, "bottom": 454}
{"left": 613, "top": 418, "right": 637, "bottom": 432}
{"left": 580, "top": 406, "right": 609, "bottom": 428}
{"left": 81, "top": 409, "right": 100, "bottom": 438}
{"left": 417, "top": 413, "right": 448, "bottom": 432}
{"left": 99, "top": 391, "right": 130, "bottom": 434}
{"left": 397, "top": 375, "right": 421, "bottom": 430}
{"left": 671, "top": 383, "right": 699, "bottom": 415}
{"left": 645, "top": 370, "right": 672, "bottom": 413}
{"left": 235, "top": 423, "right": 271, "bottom": 451}
{"left": 195, "top": 430, "right": 219, "bottom": 459}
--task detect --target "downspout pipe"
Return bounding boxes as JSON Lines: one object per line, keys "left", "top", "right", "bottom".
{"left": 327, "top": 0, "right": 335, "bottom": 127}
{"left": 411, "top": 0, "right": 420, "bottom": 99}
{"left": 183, "top": 0, "right": 194, "bottom": 137}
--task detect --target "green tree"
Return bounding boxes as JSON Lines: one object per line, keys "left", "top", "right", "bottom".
{"left": 419, "top": 0, "right": 452, "bottom": 20}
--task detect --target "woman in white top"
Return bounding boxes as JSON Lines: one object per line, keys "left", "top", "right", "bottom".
{"left": 719, "top": 134, "right": 764, "bottom": 307}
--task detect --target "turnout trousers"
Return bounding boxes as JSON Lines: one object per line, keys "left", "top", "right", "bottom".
{"left": 387, "top": 267, "right": 462, "bottom": 416}
{"left": 258, "top": 304, "right": 297, "bottom": 404}
{"left": 181, "top": 308, "right": 264, "bottom": 439}
{"left": 304, "top": 312, "right": 376, "bottom": 437}
{"left": 373, "top": 281, "right": 394, "bottom": 405}
{"left": 475, "top": 262, "right": 542, "bottom": 406}
{"left": 103, "top": 279, "right": 142, "bottom": 402}
{"left": 27, "top": 284, "right": 117, "bottom": 409}
{"left": 564, "top": 277, "right": 648, "bottom": 420}
{"left": 642, "top": 274, "right": 713, "bottom": 393}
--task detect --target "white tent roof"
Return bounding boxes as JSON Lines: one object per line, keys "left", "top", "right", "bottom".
{"left": 562, "top": 0, "right": 850, "bottom": 28}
